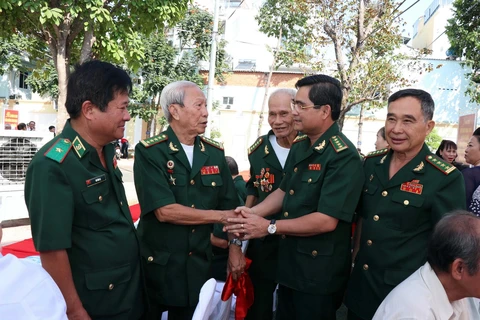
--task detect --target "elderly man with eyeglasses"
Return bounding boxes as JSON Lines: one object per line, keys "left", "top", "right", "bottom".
{"left": 225, "top": 75, "right": 365, "bottom": 319}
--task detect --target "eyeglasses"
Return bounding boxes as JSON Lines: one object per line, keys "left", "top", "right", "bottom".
{"left": 290, "top": 100, "right": 322, "bottom": 111}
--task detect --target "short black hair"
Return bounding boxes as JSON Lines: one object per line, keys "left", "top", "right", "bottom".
{"left": 66, "top": 60, "right": 132, "bottom": 119}
{"left": 435, "top": 140, "right": 457, "bottom": 157}
{"left": 473, "top": 127, "right": 480, "bottom": 136}
{"left": 225, "top": 156, "right": 239, "bottom": 175}
{"left": 388, "top": 89, "right": 435, "bottom": 121}
{"left": 295, "top": 75, "right": 343, "bottom": 121}
{"left": 17, "top": 123, "right": 26, "bottom": 130}
{"left": 427, "top": 211, "right": 480, "bottom": 276}
{"left": 48, "top": 125, "right": 55, "bottom": 130}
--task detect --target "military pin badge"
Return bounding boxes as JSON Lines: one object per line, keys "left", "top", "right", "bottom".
{"left": 167, "top": 160, "right": 175, "bottom": 174}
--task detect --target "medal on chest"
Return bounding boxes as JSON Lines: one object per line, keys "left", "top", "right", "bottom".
{"left": 400, "top": 179, "right": 423, "bottom": 195}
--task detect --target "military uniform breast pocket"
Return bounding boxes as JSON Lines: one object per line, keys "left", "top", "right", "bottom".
{"left": 362, "top": 183, "right": 378, "bottom": 196}
{"left": 81, "top": 183, "right": 117, "bottom": 230}
{"left": 389, "top": 192, "right": 425, "bottom": 230}
{"left": 295, "top": 239, "right": 333, "bottom": 283}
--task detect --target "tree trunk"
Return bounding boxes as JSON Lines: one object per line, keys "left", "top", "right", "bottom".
{"left": 54, "top": 36, "right": 70, "bottom": 133}
{"left": 80, "top": 28, "right": 95, "bottom": 63}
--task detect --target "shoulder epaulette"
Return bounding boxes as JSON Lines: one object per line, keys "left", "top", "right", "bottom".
{"left": 365, "top": 148, "right": 389, "bottom": 158}
{"left": 329, "top": 135, "right": 349, "bottom": 153}
{"left": 248, "top": 137, "right": 263, "bottom": 155}
{"left": 140, "top": 134, "right": 168, "bottom": 148}
{"left": 44, "top": 138, "right": 72, "bottom": 163}
{"left": 201, "top": 136, "right": 224, "bottom": 150}
{"left": 293, "top": 134, "right": 308, "bottom": 144}
{"left": 426, "top": 155, "right": 456, "bottom": 175}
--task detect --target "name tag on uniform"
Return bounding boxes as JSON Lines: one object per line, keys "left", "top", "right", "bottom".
{"left": 86, "top": 174, "right": 106, "bottom": 187}
{"left": 309, "top": 164, "right": 321, "bottom": 171}
{"left": 201, "top": 166, "right": 220, "bottom": 175}
{"left": 400, "top": 180, "right": 423, "bottom": 195}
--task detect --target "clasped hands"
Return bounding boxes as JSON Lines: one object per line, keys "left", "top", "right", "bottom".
{"left": 223, "top": 206, "right": 270, "bottom": 240}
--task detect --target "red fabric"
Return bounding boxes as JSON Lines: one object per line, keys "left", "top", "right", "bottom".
{"left": 221, "top": 257, "right": 254, "bottom": 320}
{"left": 3, "top": 204, "right": 141, "bottom": 259}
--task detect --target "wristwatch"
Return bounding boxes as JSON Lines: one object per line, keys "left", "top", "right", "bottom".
{"left": 229, "top": 238, "right": 242, "bottom": 247}
{"left": 267, "top": 219, "right": 277, "bottom": 235}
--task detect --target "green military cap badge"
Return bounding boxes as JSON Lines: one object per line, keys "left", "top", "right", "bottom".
{"left": 329, "top": 135, "right": 349, "bottom": 153}
{"left": 365, "top": 148, "right": 389, "bottom": 158}
{"left": 72, "top": 136, "right": 86, "bottom": 158}
{"left": 140, "top": 134, "right": 168, "bottom": 148}
{"left": 293, "top": 134, "right": 307, "bottom": 144}
{"left": 248, "top": 137, "right": 263, "bottom": 155}
{"left": 44, "top": 138, "right": 72, "bottom": 163}
{"left": 201, "top": 136, "right": 224, "bottom": 150}
{"left": 426, "top": 155, "right": 456, "bottom": 175}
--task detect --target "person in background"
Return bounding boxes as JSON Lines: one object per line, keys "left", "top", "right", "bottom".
{"left": 243, "top": 88, "right": 297, "bottom": 320}
{"left": 462, "top": 134, "right": 480, "bottom": 216}
{"left": 345, "top": 89, "right": 466, "bottom": 320}
{"left": 120, "top": 137, "right": 129, "bottom": 159}
{"left": 0, "top": 218, "right": 68, "bottom": 319}
{"left": 373, "top": 211, "right": 480, "bottom": 320}
{"left": 374, "top": 126, "right": 389, "bottom": 151}
{"left": 49, "top": 126, "right": 56, "bottom": 136}
{"left": 28, "top": 121, "right": 35, "bottom": 131}
{"left": 225, "top": 156, "right": 247, "bottom": 204}
{"left": 435, "top": 139, "right": 469, "bottom": 171}
{"left": 17, "top": 123, "right": 27, "bottom": 131}
{"left": 25, "top": 60, "right": 145, "bottom": 319}
{"left": 4, "top": 124, "right": 11, "bottom": 130}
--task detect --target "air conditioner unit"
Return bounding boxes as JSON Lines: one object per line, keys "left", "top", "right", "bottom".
{"left": 0, "top": 131, "right": 53, "bottom": 221}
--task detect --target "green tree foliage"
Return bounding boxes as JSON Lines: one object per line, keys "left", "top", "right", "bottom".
{"left": 26, "top": 62, "right": 59, "bottom": 100}
{"left": 0, "top": 0, "right": 189, "bottom": 131}
{"left": 446, "top": 0, "right": 480, "bottom": 104}
{"left": 425, "top": 128, "right": 443, "bottom": 152}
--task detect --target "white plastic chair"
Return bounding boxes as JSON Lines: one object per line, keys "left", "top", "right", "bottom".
{"left": 192, "top": 278, "right": 217, "bottom": 320}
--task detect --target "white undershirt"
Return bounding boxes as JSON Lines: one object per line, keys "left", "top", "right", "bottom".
{"left": 180, "top": 143, "right": 194, "bottom": 168}
{"left": 269, "top": 135, "right": 290, "bottom": 168}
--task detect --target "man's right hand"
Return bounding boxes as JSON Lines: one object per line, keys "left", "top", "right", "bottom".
{"left": 220, "top": 209, "right": 242, "bottom": 224}
{"left": 67, "top": 307, "right": 91, "bottom": 320}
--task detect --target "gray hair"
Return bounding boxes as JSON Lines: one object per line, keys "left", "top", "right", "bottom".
{"left": 268, "top": 88, "right": 297, "bottom": 105}
{"left": 160, "top": 81, "right": 199, "bottom": 123}
{"left": 427, "top": 210, "right": 480, "bottom": 275}
{"left": 388, "top": 89, "right": 435, "bottom": 121}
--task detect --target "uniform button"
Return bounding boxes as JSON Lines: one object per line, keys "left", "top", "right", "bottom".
{"left": 404, "top": 200, "right": 409, "bottom": 205}
{"left": 367, "top": 240, "right": 373, "bottom": 246}
{"left": 284, "top": 211, "right": 289, "bottom": 217}
{"left": 283, "top": 172, "right": 286, "bottom": 176}
{"left": 189, "top": 252, "right": 193, "bottom": 256}
{"left": 363, "top": 264, "right": 369, "bottom": 271}
{"left": 289, "top": 190, "right": 294, "bottom": 195}
{"left": 312, "top": 250, "right": 318, "bottom": 257}
{"left": 211, "top": 181, "right": 216, "bottom": 187}
{"left": 98, "top": 195, "right": 103, "bottom": 202}
{"left": 382, "top": 191, "right": 388, "bottom": 197}
{"left": 281, "top": 235, "right": 286, "bottom": 239}
{"left": 308, "top": 178, "right": 312, "bottom": 183}
{"left": 147, "top": 256, "right": 153, "bottom": 262}
{"left": 120, "top": 201, "right": 123, "bottom": 206}
{"left": 364, "top": 188, "right": 368, "bottom": 192}
{"left": 190, "top": 180, "right": 195, "bottom": 185}
{"left": 294, "top": 167, "right": 298, "bottom": 172}
{"left": 108, "top": 283, "right": 114, "bottom": 290}
{"left": 192, "top": 229, "right": 195, "bottom": 233}
{"left": 191, "top": 204, "right": 195, "bottom": 208}
{"left": 373, "top": 215, "right": 379, "bottom": 221}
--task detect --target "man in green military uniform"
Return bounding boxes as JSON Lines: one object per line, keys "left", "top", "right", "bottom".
{"left": 226, "top": 75, "right": 364, "bottom": 319}
{"left": 345, "top": 89, "right": 466, "bottom": 320}
{"left": 133, "top": 81, "right": 244, "bottom": 320}
{"left": 244, "top": 88, "right": 297, "bottom": 320}
{"left": 225, "top": 155, "right": 247, "bottom": 204}
{"left": 25, "top": 61, "right": 145, "bottom": 319}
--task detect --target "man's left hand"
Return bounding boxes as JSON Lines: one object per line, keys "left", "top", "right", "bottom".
{"left": 225, "top": 211, "right": 270, "bottom": 240}
{"left": 228, "top": 246, "right": 246, "bottom": 281}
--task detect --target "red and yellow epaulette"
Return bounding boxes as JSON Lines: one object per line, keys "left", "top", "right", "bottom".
{"left": 293, "top": 134, "right": 308, "bottom": 144}
{"left": 44, "top": 138, "right": 72, "bottom": 163}
{"left": 426, "top": 155, "right": 456, "bottom": 175}
{"left": 140, "top": 134, "right": 168, "bottom": 148}
{"left": 248, "top": 137, "right": 263, "bottom": 155}
{"left": 201, "top": 136, "right": 224, "bottom": 150}
{"left": 365, "top": 148, "right": 389, "bottom": 158}
{"left": 330, "top": 135, "right": 349, "bottom": 153}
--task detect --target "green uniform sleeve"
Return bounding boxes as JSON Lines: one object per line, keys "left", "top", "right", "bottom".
{"left": 317, "top": 152, "right": 365, "bottom": 222}
{"left": 431, "top": 170, "right": 466, "bottom": 223}
{"left": 133, "top": 144, "right": 176, "bottom": 216}
{"left": 217, "top": 157, "right": 241, "bottom": 210}
{"left": 25, "top": 160, "right": 74, "bottom": 251}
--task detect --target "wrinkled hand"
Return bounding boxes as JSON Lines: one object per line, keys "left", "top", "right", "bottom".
{"left": 220, "top": 209, "right": 241, "bottom": 225}
{"left": 228, "top": 246, "right": 246, "bottom": 281}
{"left": 224, "top": 211, "right": 270, "bottom": 240}
{"left": 67, "top": 307, "right": 91, "bottom": 320}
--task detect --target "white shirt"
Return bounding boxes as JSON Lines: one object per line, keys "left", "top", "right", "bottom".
{"left": 0, "top": 253, "right": 67, "bottom": 320}
{"left": 180, "top": 143, "right": 194, "bottom": 168}
{"left": 373, "top": 262, "right": 479, "bottom": 320}
{"left": 269, "top": 135, "right": 290, "bottom": 169}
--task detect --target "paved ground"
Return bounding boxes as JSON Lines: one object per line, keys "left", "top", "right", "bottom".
{"left": 2, "top": 158, "right": 138, "bottom": 246}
